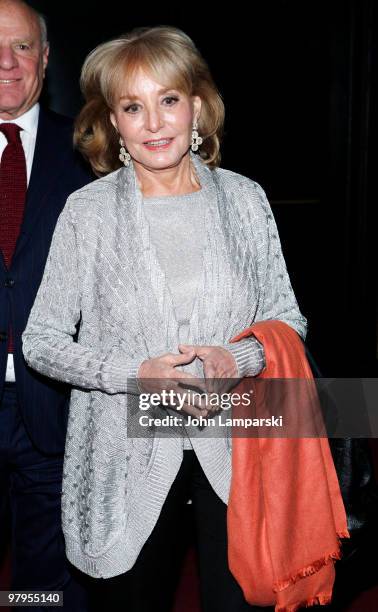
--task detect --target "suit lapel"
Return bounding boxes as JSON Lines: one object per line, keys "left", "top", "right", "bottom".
{"left": 12, "top": 108, "right": 71, "bottom": 262}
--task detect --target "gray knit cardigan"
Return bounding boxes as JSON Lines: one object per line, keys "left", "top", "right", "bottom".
{"left": 22, "top": 154, "right": 307, "bottom": 579}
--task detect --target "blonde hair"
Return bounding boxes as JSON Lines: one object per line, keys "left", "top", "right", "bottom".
{"left": 74, "top": 26, "right": 225, "bottom": 175}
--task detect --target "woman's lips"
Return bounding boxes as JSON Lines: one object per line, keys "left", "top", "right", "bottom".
{"left": 143, "top": 138, "right": 173, "bottom": 151}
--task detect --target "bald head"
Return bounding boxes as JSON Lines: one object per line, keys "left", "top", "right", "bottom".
{"left": 0, "top": 0, "right": 49, "bottom": 118}
{"left": 0, "top": 0, "right": 47, "bottom": 46}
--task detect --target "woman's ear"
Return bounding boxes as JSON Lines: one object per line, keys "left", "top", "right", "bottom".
{"left": 192, "top": 96, "right": 202, "bottom": 125}
{"left": 110, "top": 112, "right": 117, "bottom": 131}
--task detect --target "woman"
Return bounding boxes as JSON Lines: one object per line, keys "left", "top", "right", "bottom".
{"left": 22, "top": 27, "right": 307, "bottom": 611}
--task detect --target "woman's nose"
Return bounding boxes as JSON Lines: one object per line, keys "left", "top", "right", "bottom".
{"left": 145, "top": 108, "right": 163, "bottom": 133}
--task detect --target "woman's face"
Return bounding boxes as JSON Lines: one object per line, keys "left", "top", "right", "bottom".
{"left": 110, "top": 68, "right": 201, "bottom": 173}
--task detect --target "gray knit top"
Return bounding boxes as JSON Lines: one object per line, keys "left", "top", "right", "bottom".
{"left": 144, "top": 188, "right": 265, "bottom": 450}
{"left": 143, "top": 188, "right": 265, "bottom": 377}
{"left": 22, "top": 154, "right": 307, "bottom": 579}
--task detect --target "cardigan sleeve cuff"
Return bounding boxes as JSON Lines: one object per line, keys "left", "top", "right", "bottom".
{"left": 100, "top": 358, "right": 142, "bottom": 395}
{"left": 224, "top": 337, "right": 265, "bottom": 377}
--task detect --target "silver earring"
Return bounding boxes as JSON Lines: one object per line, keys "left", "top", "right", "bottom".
{"left": 191, "top": 122, "right": 203, "bottom": 152}
{"left": 119, "top": 137, "right": 131, "bottom": 167}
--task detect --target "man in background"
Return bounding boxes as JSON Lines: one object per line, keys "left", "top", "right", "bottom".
{"left": 0, "top": 1, "right": 93, "bottom": 608}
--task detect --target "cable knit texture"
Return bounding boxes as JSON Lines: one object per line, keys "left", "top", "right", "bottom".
{"left": 22, "top": 153, "right": 306, "bottom": 578}
{"left": 143, "top": 190, "right": 266, "bottom": 376}
{"left": 143, "top": 188, "right": 265, "bottom": 453}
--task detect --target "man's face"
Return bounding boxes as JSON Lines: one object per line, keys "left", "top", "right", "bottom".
{"left": 0, "top": 1, "right": 49, "bottom": 120}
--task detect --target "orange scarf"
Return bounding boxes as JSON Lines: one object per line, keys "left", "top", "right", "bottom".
{"left": 227, "top": 321, "right": 349, "bottom": 611}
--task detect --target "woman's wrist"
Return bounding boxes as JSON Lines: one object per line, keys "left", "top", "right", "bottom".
{"left": 224, "top": 338, "right": 265, "bottom": 377}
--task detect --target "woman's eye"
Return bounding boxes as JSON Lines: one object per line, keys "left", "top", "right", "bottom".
{"left": 125, "top": 104, "right": 140, "bottom": 113}
{"left": 163, "top": 96, "right": 179, "bottom": 106}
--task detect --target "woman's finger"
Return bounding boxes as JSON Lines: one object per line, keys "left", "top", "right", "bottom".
{"left": 170, "top": 350, "right": 196, "bottom": 366}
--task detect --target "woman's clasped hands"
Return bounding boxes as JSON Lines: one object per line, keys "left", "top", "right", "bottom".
{"left": 137, "top": 344, "right": 238, "bottom": 417}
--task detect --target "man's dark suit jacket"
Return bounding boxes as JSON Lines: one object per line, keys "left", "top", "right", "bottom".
{"left": 0, "top": 107, "right": 94, "bottom": 455}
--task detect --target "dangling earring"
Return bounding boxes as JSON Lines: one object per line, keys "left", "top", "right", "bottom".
{"left": 119, "top": 137, "right": 131, "bottom": 167}
{"left": 191, "top": 121, "right": 203, "bottom": 152}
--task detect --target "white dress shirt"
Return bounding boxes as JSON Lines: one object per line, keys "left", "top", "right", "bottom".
{"left": 0, "top": 103, "right": 40, "bottom": 382}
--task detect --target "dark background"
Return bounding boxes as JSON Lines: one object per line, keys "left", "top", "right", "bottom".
{"left": 29, "top": 0, "right": 377, "bottom": 377}
{"left": 1, "top": 3, "right": 377, "bottom": 609}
